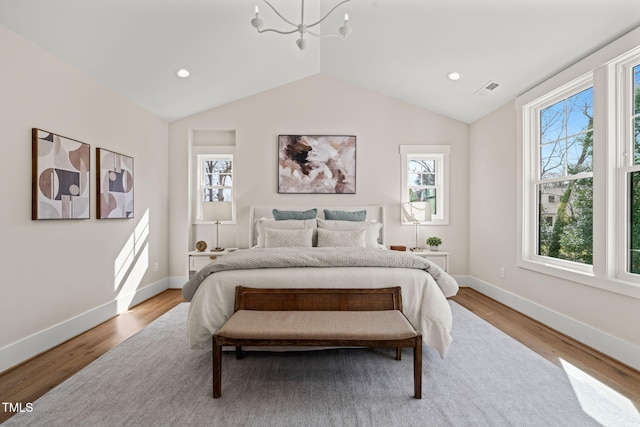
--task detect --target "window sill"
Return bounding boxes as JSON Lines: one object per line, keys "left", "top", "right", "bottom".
{"left": 517, "top": 258, "right": 640, "bottom": 300}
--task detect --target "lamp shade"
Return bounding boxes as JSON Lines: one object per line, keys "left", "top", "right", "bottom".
{"left": 402, "top": 202, "right": 432, "bottom": 223}
{"left": 203, "top": 202, "right": 233, "bottom": 222}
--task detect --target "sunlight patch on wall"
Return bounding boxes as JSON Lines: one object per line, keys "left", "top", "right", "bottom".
{"left": 114, "top": 232, "right": 135, "bottom": 290}
{"left": 116, "top": 243, "right": 149, "bottom": 313}
{"left": 113, "top": 209, "right": 150, "bottom": 311}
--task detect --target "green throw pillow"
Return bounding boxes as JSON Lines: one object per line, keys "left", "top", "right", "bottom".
{"left": 323, "top": 209, "right": 367, "bottom": 221}
{"left": 272, "top": 208, "right": 317, "bottom": 220}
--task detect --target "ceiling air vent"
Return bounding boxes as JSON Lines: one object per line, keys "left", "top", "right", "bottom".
{"left": 475, "top": 80, "right": 500, "bottom": 96}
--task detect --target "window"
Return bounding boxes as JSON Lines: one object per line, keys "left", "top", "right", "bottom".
{"left": 198, "top": 154, "right": 233, "bottom": 221}
{"left": 191, "top": 148, "right": 235, "bottom": 223}
{"left": 522, "top": 75, "right": 594, "bottom": 274}
{"left": 400, "top": 145, "right": 450, "bottom": 225}
{"left": 519, "top": 42, "right": 640, "bottom": 298}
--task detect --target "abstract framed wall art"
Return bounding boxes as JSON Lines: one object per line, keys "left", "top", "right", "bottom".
{"left": 32, "top": 128, "right": 90, "bottom": 220}
{"left": 278, "top": 135, "right": 356, "bottom": 194}
{"left": 97, "top": 148, "right": 134, "bottom": 219}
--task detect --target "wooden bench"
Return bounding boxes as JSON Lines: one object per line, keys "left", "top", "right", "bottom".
{"left": 212, "top": 286, "right": 422, "bottom": 399}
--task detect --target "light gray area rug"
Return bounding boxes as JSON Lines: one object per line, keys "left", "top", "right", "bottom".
{"left": 5, "top": 302, "right": 639, "bottom": 427}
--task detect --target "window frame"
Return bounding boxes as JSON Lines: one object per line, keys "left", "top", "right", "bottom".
{"left": 523, "top": 74, "right": 595, "bottom": 274}
{"left": 400, "top": 145, "right": 450, "bottom": 225}
{"left": 517, "top": 42, "right": 640, "bottom": 299}
{"left": 615, "top": 50, "right": 640, "bottom": 285}
{"left": 191, "top": 146, "right": 235, "bottom": 225}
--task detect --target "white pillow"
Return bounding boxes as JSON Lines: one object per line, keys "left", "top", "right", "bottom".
{"left": 264, "top": 228, "right": 313, "bottom": 248}
{"left": 317, "top": 228, "right": 366, "bottom": 247}
{"left": 316, "top": 218, "right": 382, "bottom": 248}
{"left": 255, "top": 218, "right": 316, "bottom": 247}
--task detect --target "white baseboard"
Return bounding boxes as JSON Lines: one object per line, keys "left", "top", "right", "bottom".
{"left": 0, "top": 278, "right": 169, "bottom": 374}
{"left": 465, "top": 276, "right": 640, "bottom": 372}
{"left": 168, "top": 275, "right": 188, "bottom": 289}
{"left": 451, "top": 275, "right": 473, "bottom": 287}
{"left": 116, "top": 278, "right": 169, "bottom": 312}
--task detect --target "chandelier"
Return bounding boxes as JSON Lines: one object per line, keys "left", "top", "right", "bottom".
{"left": 250, "top": 0, "right": 352, "bottom": 51}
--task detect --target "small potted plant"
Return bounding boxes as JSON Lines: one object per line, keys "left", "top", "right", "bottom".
{"left": 426, "top": 236, "right": 442, "bottom": 251}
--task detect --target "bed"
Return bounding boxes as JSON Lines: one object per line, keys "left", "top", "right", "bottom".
{"left": 182, "top": 205, "right": 458, "bottom": 357}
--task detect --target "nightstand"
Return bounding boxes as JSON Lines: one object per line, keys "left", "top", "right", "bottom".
{"left": 188, "top": 249, "right": 235, "bottom": 279}
{"left": 408, "top": 250, "right": 449, "bottom": 272}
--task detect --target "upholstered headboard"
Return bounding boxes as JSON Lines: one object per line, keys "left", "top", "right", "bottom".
{"left": 249, "top": 205, "right": 386, "bottom": 247}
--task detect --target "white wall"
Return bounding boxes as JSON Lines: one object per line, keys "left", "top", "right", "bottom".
{"left": 0, "top": 25, "right": 169, "bottom": 372}
{"left": 168, "top": 74, "right": 470, "bottom": 282}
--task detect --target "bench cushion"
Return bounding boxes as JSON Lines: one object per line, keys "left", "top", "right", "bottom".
{"left": 216, "top": 310, "right": 418, "bottom": 341}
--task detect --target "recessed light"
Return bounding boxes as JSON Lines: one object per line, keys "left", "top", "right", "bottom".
{"left": 176, "top": 69, "right": 190, "bottom": 78}
{"left": 447, "top": 72, "right": 462, "bottom": 81}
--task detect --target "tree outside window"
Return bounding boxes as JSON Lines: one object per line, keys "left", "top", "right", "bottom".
{"left": 202, "top": 158, "right": 232, "bottom": 202}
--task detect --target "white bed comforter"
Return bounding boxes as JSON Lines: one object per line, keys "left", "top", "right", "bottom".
{"left": 186, "top": 248, "right": 458, "bottom": 357}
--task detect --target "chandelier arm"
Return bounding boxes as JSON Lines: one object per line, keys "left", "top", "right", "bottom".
{"left": 306, "top": 30, "right": 343, "bottom": 39}
{"left": 306, "top": 0, "right": 351, "bottom": 29}
{"left": 257, "top": 27, "right": 300, "bottom": 35}
{"left": 262, "top": 0, "right": 298, "bottom": 28}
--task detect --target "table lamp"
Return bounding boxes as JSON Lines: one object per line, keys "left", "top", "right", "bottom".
{"left": 203, "top": 202, "right": 233, "bottom": 251}
{"left": 402, "top": 202, "right": 432, "bottom": 251}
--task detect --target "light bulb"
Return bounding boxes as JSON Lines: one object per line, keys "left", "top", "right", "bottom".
{"left": 251, "top": 16, "right": 263, "bottom": 29}
{"left": 339, "top": 25, "right": 352, "bottom": 37}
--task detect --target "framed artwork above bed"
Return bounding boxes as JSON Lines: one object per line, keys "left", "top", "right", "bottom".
{"left": 278, "top": 135, "right": 356, "bottom": 194}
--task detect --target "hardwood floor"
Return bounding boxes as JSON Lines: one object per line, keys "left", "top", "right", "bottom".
{"left": 1, "top": 287, "right": 638, "bottom": 423}
{"left": 0, "top": 289, "right": 185, "bottom": 424}
{"left": 453, "top": 288, "right": 640, "bottom": 408}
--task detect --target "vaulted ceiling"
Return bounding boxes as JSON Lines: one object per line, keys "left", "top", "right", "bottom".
{"left": 1, "top": 0, "right": 639, "bottom": 123}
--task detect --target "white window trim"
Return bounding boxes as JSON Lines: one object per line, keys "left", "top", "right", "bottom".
{"left": 400, "top": 145, "right": 450, "bottom": 225}
{"left": 190, "top": 146, "right": 236, "bottom": 225}
{"left": 516, "top": 36, "right": 640, "bottom": 300}
{"left": 614, "top": 48, "right": 640, "bottom": 285}
{"left": 521, "top": 72, "right": 595, "bottom": 276}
